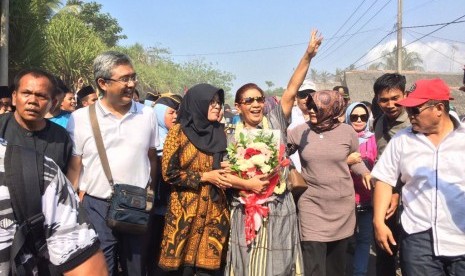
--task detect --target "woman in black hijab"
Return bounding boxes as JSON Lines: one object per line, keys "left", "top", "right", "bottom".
{"left": 158, "top": 84, "right": 230, "bottom": 276}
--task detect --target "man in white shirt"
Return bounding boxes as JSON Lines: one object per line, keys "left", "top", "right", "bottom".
{"left": 66, "top": 51, "right": 158, "bottom": 276}
{"left": 372, "top": 78, "right": 465, "bottom": 275}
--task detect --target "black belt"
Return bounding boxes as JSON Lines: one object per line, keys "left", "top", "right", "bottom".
{"left": 84, "top": 193, "right": 111, "bottom": 202}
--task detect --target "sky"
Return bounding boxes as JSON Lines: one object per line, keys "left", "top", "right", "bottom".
{"left": 94, "top": 0, "right": 465, "bottom": 91}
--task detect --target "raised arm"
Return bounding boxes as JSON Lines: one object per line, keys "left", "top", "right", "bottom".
{"left": 280, "top": 29, "right": 323, "bottom": 119}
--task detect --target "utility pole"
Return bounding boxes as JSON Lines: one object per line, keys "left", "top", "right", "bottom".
{"left": 396, "top": 0, "right": 402, "bottom": 73}
{"left": 0, "top": 0, "right": 8, "bottom": 85}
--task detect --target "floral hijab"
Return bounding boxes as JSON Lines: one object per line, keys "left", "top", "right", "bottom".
{"left": 308, "top": 90, "right": 345, "bottom": 133}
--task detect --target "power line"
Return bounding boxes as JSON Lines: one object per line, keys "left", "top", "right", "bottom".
{"left": 170, "top": 28, "right": 383, "bottom": 57}
{"left": 405, "top": 30, "right": 464, "bottom": 66}
{"left": 407, "top": 29, "right": 465, "bottom": 44}
{"left": 404, "top": 20, "right": 465, "bottom": 29}
{"left": 317, "top": 0, "right": 382, "bottom": 58}
{"left": 318, "top": 0, "right": 369, "bottom": 54}
{"left": 316, "top": 0, "right": 393, "bottom": 62}
{"left": 347, "top": 27, "right": 397, "bottom": 69}
{"left": 352, "top": 14, "right": 465, "bottom": 69}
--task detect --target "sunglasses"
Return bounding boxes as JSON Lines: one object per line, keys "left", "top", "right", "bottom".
{"left": 240, "top": 96, "right": 265, "bottom": 105}
{"left": 297, "top": 91, "right": 310, "bottom": 99}
{"left": 406, "top": 104, "right": 436, "bottom": 116}
{"left": 349, "top": 114, "right": 369, "bottom": 122}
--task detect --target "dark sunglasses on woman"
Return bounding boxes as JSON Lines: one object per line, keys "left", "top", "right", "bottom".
{"left": 241, "top": 96, "right": 266, "bottom": 105}
{"left": 349, "top": 114, "right": 369, "bottom": 122}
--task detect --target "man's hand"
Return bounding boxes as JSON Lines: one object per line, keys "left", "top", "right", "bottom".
{"left": 374, "top": 222, "right": 397, "bottom": 256}
{"left": 385, "top": 193, "right": 400, "bottom": 219}
{"left": 347, "top": 152, "right": 362, "bottom": 165}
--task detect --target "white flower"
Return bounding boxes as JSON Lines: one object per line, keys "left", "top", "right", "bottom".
{"left": 249, "top": 154, "right": 267, "bottom": 166}
{"left": 261, "top": 164, "right": 271, "bottom": 173}
{"left": 238, "top": 159, "right": 254, "bottom": 171}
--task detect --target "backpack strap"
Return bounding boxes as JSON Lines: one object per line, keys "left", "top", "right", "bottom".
{"left": 5, "top": 145, "right": 48, "bottom": 275}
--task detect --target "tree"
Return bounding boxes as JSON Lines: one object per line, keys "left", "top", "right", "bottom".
{"left": 8, "top": 0, "right": 51, "bottom": 79}
{"left": 45, "top": 12, "right": 106, "bottom": 88}
{"left": 114, "top": 44, "right": 235, "bottom": 101}
{"left": 66, "top": 0, "right": 127, "bottom": 47}
{"left": 265, "top": 81, "right": 274, "bottom": 89}
{"left": 319, "top": 71, "right": 332, "bottom": 84}
{"left": 310, "top": 68, "right": 319, "bottom": 82}
{"left": 370, "top": 46, "right": 424, "bottom": 71}
{"left": 334, "top": 68, "right": 344, "bottom": 83}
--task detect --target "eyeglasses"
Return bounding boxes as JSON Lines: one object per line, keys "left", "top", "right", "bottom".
{"left": 240, "top": 96, "right": 265, "bottom": 105}
{"left": 103, "top": 74, "right": 138, "bottom": 85}
{"left": 406, "top": 104, "right": 436, "bottom": 116}
{"left": 209, "top": 99, "right": 222, "bottom": 107}
{"left": 349, "top": 114, "right": 369, "bottom": 122}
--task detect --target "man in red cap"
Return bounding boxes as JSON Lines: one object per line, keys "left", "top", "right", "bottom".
{"left": 371, "top": 78, "right": 465, "bottom": 275}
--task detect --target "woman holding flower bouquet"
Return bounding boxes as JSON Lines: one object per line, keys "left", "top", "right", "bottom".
{"left": 287, "top": 92, "right": 372, "bottom": 276}
{"left": 158, "top": 84, "right": 230, "bottom": 276}
{"left": 223, "top": 30, "right": 323, "bottom": 276}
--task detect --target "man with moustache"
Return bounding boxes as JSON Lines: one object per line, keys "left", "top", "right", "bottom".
{"left": 372, "top": 78, "right": 465, "bottom": 275}
{"left": 0, "top": 69, "right": 73, "bottom": 173}
{"left": 66, "top": 51, "right": 159, "bottom": 276}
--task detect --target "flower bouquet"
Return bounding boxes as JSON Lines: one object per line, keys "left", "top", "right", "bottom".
{"left": 227, "top": 129, "right": 289, "bottom": 244}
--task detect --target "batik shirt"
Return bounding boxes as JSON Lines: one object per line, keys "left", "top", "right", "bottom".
{"left": 0, "top": 140, "right": 100, "bottom": 274}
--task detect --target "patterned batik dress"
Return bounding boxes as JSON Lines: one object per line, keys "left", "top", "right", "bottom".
{"left": 159, "top": 124, "right": 230, "bottom": 271}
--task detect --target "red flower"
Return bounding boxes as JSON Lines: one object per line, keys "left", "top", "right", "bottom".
{"left": 244, "top": 148, "right": 261, "bottom": 159}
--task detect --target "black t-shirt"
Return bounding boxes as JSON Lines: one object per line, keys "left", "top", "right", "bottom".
{"left": 0, "top": 113, "right": 73, "bottom": 173}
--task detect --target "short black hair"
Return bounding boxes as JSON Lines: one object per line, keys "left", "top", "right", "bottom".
{"left": 373, "top": 73, "right": 406, "bottom": 96}
{"left": 55, "top": 76, "right": 70, "bottom": 96}
{"left": 14, "top": 68, "right": 59, "bottom": 99}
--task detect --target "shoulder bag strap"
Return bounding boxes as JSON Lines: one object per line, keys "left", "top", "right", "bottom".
{"left": 89, "top": 104, "right": 114, "bottom": 186}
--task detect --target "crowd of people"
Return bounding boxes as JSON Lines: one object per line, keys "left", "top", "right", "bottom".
{"left": 0, "top": 27, "right": 464, "bottom": 276}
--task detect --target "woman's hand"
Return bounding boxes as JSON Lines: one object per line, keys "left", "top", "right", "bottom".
{"left": 201, "top": 170, "right": 232, "bottom": 190}
{"left": 220, "top": 161, "right": 232, "bottom": 173}
{"left": 362, "top": 173, "right": 372, "bottom": 190}
{"left": 306, "top": 30, "right": 323, "bottom": 58}
{"left": 246, "top": 174, "right": 270, "bottom": 194}
{"left": 347, "top": 152, "right": 362, "bottom": 165}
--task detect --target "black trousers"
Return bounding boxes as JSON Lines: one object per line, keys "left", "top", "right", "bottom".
{"left": 375, "top": 211, "right": 400, "bottom": 276}
{"left": 301, "top": 238, "right": 350, "bottom": 276}
{"left": 166, "top": 266, "right": 218, "bottom": 276}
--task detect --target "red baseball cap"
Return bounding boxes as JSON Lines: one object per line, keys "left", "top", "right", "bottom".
{"left": 397, "top": 78, "right": 453, "bottom": 107}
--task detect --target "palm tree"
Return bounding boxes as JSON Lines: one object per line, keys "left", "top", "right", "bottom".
{"left": 370, "top": 46, "right": 424, "bottom": 71}
{"left": 310, "top": 69, "right": 319, "bottom": 82}
{"left": 319, "top": 71, "right": 332, "bottom": 84}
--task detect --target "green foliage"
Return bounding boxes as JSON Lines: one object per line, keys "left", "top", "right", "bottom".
{"left": 45, "top": 12, "right": 106, "bottom": 88}
{"left": 66, "top": 0, "right": 127, "bottom": 47}
{"left": 114, "top": 44, "right": 235, "bottom": 100}
{"left": 8, "top": 0, "right": 51, "bottom": 79}
{"left": 8, "top": 0, "right": 234, "bottom": 96}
